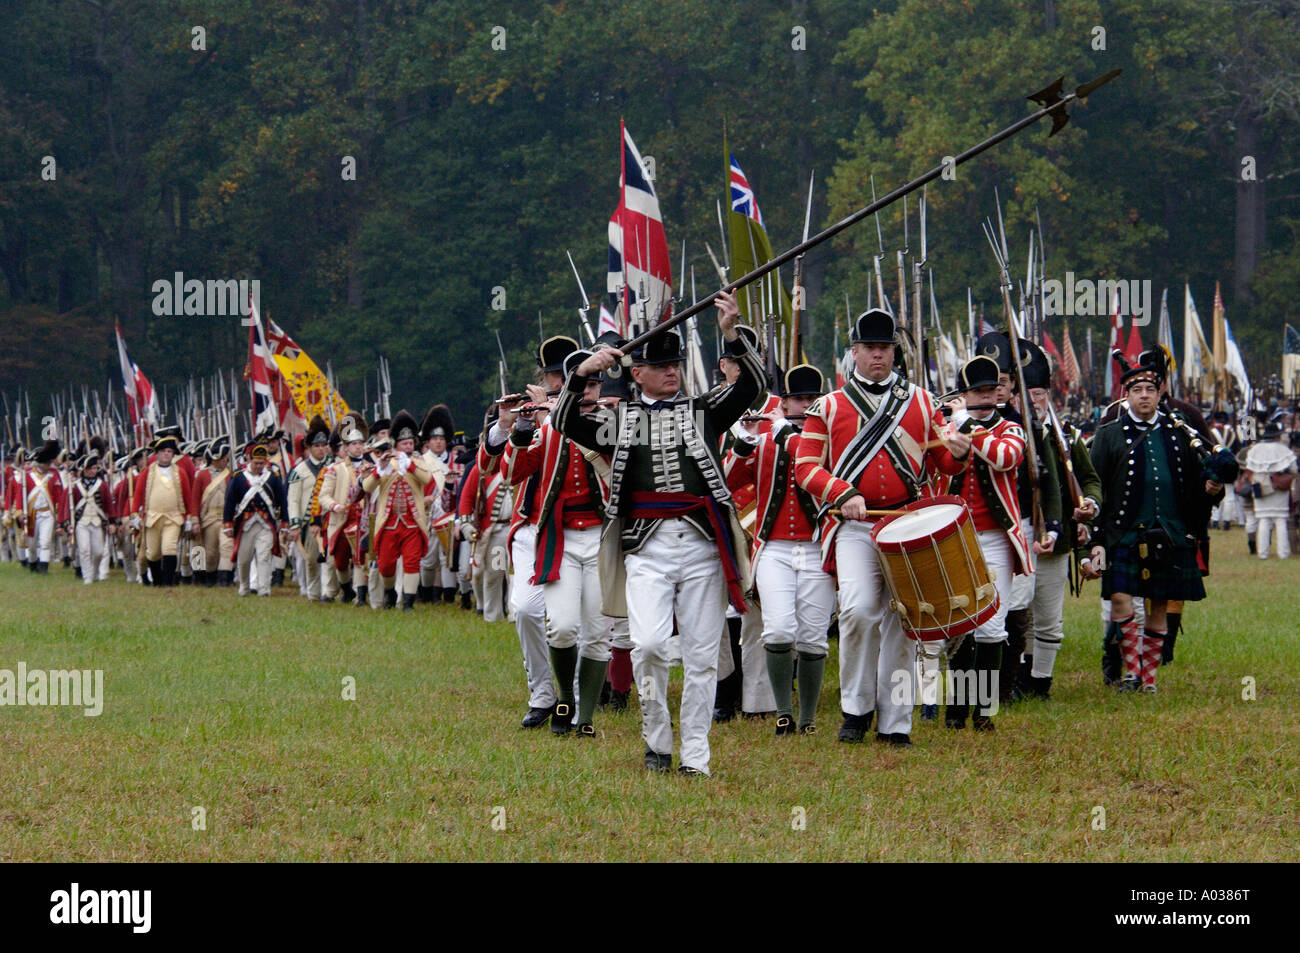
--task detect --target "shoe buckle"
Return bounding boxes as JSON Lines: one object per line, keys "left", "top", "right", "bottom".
{"left": 554, "top": 703, "right": 571, "bottom": 717}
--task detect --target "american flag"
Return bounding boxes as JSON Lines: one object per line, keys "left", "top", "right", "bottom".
{"left": 607, "top": 122, "right": 672, "bottom": 329}
{"left": 729, "top": 153, "right": 764, "bottom": 229}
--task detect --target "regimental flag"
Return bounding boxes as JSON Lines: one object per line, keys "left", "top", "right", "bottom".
{"left": 245, "top": 294, "right": 306, "bottom": 436}
{"left": 114, "top": 322, "right": 159, "bottom": 439}
{"left": 1219, "top": 297, "right": 1254, "bottom": 408}
{"left": 1182, "top": 283, "right": 1212, "bottom": 396}
{"left": 726, "top": 149, "right": 796, "bottom": 363}
{"left": 1212, "top": 281, "right": 1228, "bottom": 393}
{"left": 597, "top": 302, "right": 621, "bottom": 337}
{"left": 263, "top": 318, "right": 350, "bottom": 424}
{"left": 1156, "top": 287, "right": 1177, "bottom": 395}
{"left": 1284, "top": 324, "right": 1300, "bottom": 397}
{"left": 1105, "top": 294, "right": 1122, "bottom": 398}
{"left": 607, "top": 122, "right": 672, "bottom": 331}
{"left": 1042, "top": 331, "right": 1065, "bottom": 390}
{"left": 1061, "top": 320, "right": 1082, "bottom": 392}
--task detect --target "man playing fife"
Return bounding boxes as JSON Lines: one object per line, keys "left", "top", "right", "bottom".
{"left": 288, "top": 416, "right": 332, "bottom": 602}
{"left": 553, "top": 290, "right": 761, "bottom": 776}
{"left": 794, "top": 309, "right": 970, "bottom": 747}
{"left": 362, "top": 410, "right": 434, "bottom": 610}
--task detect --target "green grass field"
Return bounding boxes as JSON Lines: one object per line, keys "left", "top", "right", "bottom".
{"left": 1, "top": 529, "right": 1297, "bottom": 862}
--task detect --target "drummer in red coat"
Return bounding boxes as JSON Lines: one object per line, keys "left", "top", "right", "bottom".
{"left": 942, "top": 355, "right": 1035, "bottom": 731}
{"left": 794, "top": 309, "right": 970, "bottom": 747}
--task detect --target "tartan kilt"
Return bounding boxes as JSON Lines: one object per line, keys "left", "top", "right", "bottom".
{"left": 1102, "top": 543, "right": 1205, "bottom": 602}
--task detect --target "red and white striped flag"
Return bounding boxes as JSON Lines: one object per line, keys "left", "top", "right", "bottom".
{"left": 245, "top": 293, "right": 306, "bottom": 436}
{"left": 1061, "top": 320, "right": 1082, "bottom": 391}
{"left": 115, "top": 321, "right": 159, "bottom": 441}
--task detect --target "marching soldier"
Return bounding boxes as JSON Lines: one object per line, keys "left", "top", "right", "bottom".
{"left": 113, "top": 447, "right": 146, "bottom": 583}
{"left": 288, "top": 416, "right": 333, "bottom": 601}
{"left": 553, "top": 292, "right": 761, "bottom": 776}
{"left": 361, "top": 410, "right": 434, "bottom": 610}
{"left": 70, "top": 451, "right": 117, "bottom": 584}
{"left": 318, "top": 413, "right": 370, "bottom": 605}
{"left": 497, "top": 351, "right": 610, "bottom": 738}
{"left": 24, "top": 440, "right": 68, "bottom": 573}
{"left": 192, "top": 439, "right": 235, "bottom": 586}
{"left": 725, "top": 364, "right": 834, "bottom": 735}
{"left": 943, "top": 356, "right": 1034, "bottom": 730}
{"left": 1243, "top": 421, "right": 1296, "bottom": 560}
{"left": 795, "top": 309, "right": 970, "bottom": 746}
{"left": 455, "top": 415, "right": 514, "bottom": 622}
{"left": 417, "top": 405, "right": 456, "bottom": 603}
{"left": 131, "top": 431, "right": 196, "bottom": 586}
{"left": 3, "top": 447, "right": 25, "bottom": 565}
{"left": 223, "top": 442, "right": 288, "bottom": 597}
{"left": 1087, "top": 361, "right": 1225, "bottom": 693}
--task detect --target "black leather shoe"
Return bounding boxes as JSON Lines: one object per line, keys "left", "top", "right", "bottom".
{"left": 712, "top": 706, "right": 735, "bottom": 724}
{"left": 401, "top": 593, "right": 416, "bottom": 611}
{"left": 441, "top": 587, "right": 455, "bottom": 604}
{"left": 271, "top": 568, "right": 285, "bottom": 587}
{"left": 417, "top": 585, "right": 435, "bottom": 604}
{"left": 576, "top": 723, "right": 596, "bottom": 738}
{"left": 460, "top": 590, "right": 473, "bottom": 610}
{"left": 550, "top": 702, "right": 573, "bottom": 736}
{"left": 340, "top": 583, "right": 356, "bottom": 604}
{"left": 920, "top": 704, "right": 939, "bottom": 721}
{"left": 354, "top": 585, "right": 368, "bottom": 607}
{"left": 837, "top": 712, "right": 872, "bottom": 743}
{"left": 609, "top": 689, "right": 629, "bottom": 712}
{"left": 876, "top": 732, "right": 914, "bottom": 748}
{"left": 383, "top": 588, "right": 398, "bottom": 610}
{"left": 521, "top": 706, "right": 552, "bottom": 729}
{"left": 775, "top": 714, "right": 796, "bottom": 736}
{"left": 1026, "top": 675, "right": 1052, "bottom": 700}
{"left": 677, "top": 765, "right": 707, "bottom": 777}
{"left": 644, "top": 748, "right": 672, "bottom": 773}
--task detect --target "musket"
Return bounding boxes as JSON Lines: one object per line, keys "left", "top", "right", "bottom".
{"left": 495, "top": 330, "right": 510, "bottom": 397}
{"left": 611, "top": 70, "right": 1120, "bottom": 360}
{"left": 983, "top": 216, "right": 1047, "bottom": 545}
{"left": 566, "top": 250, "right": 597, "bottom": 344}
{"left": 790, "top": 170, "right": 814, "bottom": 368}
{"left": 715, "top": 200, "right": 730, "bottom": 275}
{"left": 704, "top": 242, "right": 728, "bottom": 285}
{"left": 913, "top": 187, "right": 930, "bottom": 390}
{"left": 870, "top": 175, "right": 890, "bottom": 315}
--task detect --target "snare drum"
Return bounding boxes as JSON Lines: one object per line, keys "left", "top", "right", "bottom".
{"left": 869, "top": 495, "right": 998, "bottom": 641}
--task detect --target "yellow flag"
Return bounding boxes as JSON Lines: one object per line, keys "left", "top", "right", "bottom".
{"left": 272, "top": 349, "right": 350, "bottom": 422}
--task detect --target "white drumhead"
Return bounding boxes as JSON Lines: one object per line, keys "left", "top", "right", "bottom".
{"left": 875, "top": 503, "right": 964, "bottom": 544}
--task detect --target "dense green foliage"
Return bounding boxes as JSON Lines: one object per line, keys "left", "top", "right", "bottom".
{"left": 2, "top": 0, "right": 1298, "bottom": 428}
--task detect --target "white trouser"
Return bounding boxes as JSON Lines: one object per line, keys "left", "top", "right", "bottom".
{"left": 1244, "top": 506, "right": 1257, "bottom": 536}
{"left": 237, "top": 518, "right": 274, "bottom": 595}
{"left": 834, "top": 520, "right": 912, "bottom": 734}
{"left": 1256, "top": 515, "right": 1291, "bottom": 559}
{"left": 368, "top": 562, "right": 384, "bottom": 607}
{"left": 31, "top": 509, "right": 55, "bottom": 562}
{"left": 75, "top": 522, "right": 106, "bottom": 584}
{"left": 477, "top": 523, "right": 512, "bottom": 622}
{"left": 916, "top": 640, "right": 942, "bottom": 706}
{"left": 420, "top": 533, "right": 457, "bottom": 589}
{"left": 739, "top": 599, "right": 774, "bottom": 712}
{"left": 754, "top": 539, "right": 835, "bottom": 656}
{"left": 1007, "top": 518, "right": 1035, "bottom": 611}
{"left": 1029, "top": 552, "right": 1069, "bottom": 677}
{"left": 457, "top": 539, "right": 473, "bottom": 592}
{"left": 120, "top": 532, "right": 138, "bottom": 582}
{"left": 972, "top": 530, "right": 1014, "bottom": 644}
{"left": 296, "top": 534, "right": 322, "bottom": 599}
{"left": 543, "top": 527, "right": 610, "bottom": 661}
{"left": 511, "top": 524, "right": 553, "bottom": 709}
{"left": 607, "top": 615, "right": 633, "bottom": 650}
{"left": 625, "top": 519, "right": 727, "bottom": 774}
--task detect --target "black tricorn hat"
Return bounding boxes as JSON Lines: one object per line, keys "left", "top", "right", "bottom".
{"left": 723, "top": 324, "right": 760, "bottom": 358}
{"left": 852, "top": 309, "right": 896, "bottom": 345}
{"left": 305, "top": 415, "right": 330, "bottom": 447}
{"left": 1020, "top": 340, "right": 1051, "bottom": 391}
{"left": 632, "top": 329, "right": 684, "bottom": 366}
{"left": 975, "top": 331, "right": 1013, "bottom": 373}
{"left": 562, "top": 350, "right": 590, "bottom": 378}
{"left": 79, "top": 452, "right": 101, "bottom": 471}
{"left": 153, "top": 434, "right": 181, "bottom": 454}
{"left": 782, "top": 364, "right": 825, "bottom": 398}
{"left": 420, "top": 404, "right": 454, "bottom": 441}
{"left": 154, "top": 424, "right": 184, "bottom": 443}
{"left": 538, "top": 335, "right": 580, "bottom": 373}
{"left": 595, "top": 330, "right": 627, "bottom": 350}
{"left": 956, "top": 356, "right": 1002, "bottom": 393}
{"left": 390, "top": 409, "right": 420, "bottom": 444}
{"left": 208, "top": 438, "right": 231, "bottom": 460}
{"left": 33, "top": 439, "right": 60, "bottom": 465}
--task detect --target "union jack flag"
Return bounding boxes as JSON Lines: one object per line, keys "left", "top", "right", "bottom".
{"left": 607, "top": 122, "right": 672, "bottom": 329}
{"left": 729, "top": 153, "right": 764, "bottom": 229}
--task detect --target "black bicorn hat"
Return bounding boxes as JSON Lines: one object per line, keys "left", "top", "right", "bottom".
{"left": 974, "top": 331, "right": 1013, "bottom": 373}
{"left": 956, "top": 355, "right": 1002, "bottom": 393}
{"left": 782, "top": 364, "right": 825, "bottom": 397}
{"left": 389, "top": 409, "right": 420, "bottom": 444}
{"left": 538, "top": 335, "right": 580, "bottom": 374}
{"left": 851, "top": 309, "right": 896, "bottom": 345}
{"left": 305, "top": 415, "right": 331, "bottom": 447}
{"left": 722, "top": 324, "right": 760, "bottom": 358}
{"left": 632, "top": 329, "right": 684, "bottom": 366}
{"left": 420, "top": 404, "right": 454, "bottom": 441}
{"left": 1019, "top": 340, "right": 1052, "bottom": 391}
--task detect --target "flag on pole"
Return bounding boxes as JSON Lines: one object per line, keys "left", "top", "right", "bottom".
{"left": 1105, "top": 294, "right": 1123, "bottom": 398}
{"left": 1284, "top": 324, "right": 1300, "bottom": 397}
{"left": 597, "top": 302, "right": 621, "bottom": 337}
{"left": 1155, "top": 287, "right": 1177, "bottom": 396}
{"left": 1182, "top": 284, "right": 1212, "bottom": 397}
{"left": 725, "top": 149, "right": 796, "bottom": 360}
{"left": 1042, "top": 331, "right": 1064, "bottom": 387}
{"left": 607, "top": 122, "right": 672, "bottom": 332}
{"left": 114, "top": 322, "right": 159, "bottom": 440}
{"left": 1124, "top": 318, "right": 1143, "bottom": 369}
{"left": 245, "top": 294, "right": 306, "bottom": 436}
{"left": 1220, "top": 304, "right": 1253, "bottom": 408}
{"left": 1061, "top": 320, "right": 1081, "bottom": 391}
{"left": 263, "top": 319, "right": 350, "bottom": 423}
{"left": 1212, "top": 282, "right": 1228, "bottom": 397}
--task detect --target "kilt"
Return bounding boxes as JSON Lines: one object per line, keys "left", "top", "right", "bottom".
{"left": 1102, "top": 543, "right": 1205, "bottom": 602}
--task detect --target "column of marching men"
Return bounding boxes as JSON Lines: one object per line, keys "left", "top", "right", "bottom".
{"left": 5, "top": 300, "right": 1296, "bottom": 776}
